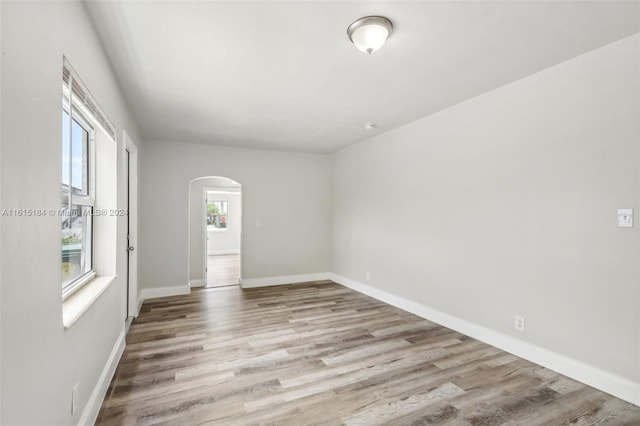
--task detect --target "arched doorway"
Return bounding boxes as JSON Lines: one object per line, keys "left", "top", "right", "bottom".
{"left": 188, "top": 176, "right": 242, "bottom": 287}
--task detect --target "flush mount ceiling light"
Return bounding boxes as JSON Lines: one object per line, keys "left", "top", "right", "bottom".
{"left": 347, "top": 16, "right": 393, "bottom": 54}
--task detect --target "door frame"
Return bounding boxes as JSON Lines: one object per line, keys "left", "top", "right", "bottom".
{"left": 202, "top": 188, "right": 208, "bottom": 283}
{"left": 123, "top": 131, "right": 139, "bottom": 317}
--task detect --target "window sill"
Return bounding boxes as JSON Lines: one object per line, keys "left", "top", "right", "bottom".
{"left": 62, "top": 275, "right": 116, "bottom": 329}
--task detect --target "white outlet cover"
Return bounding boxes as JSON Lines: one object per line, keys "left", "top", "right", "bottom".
{"left": 618, "top": 209, "right": 633, "bottom": 227}
{"left": 515, "top": 315, "right": 526, "bottom": 332}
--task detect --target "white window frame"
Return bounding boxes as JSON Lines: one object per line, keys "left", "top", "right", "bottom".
{"left": 61, "top": 84, "right": 97, "bottom": 300}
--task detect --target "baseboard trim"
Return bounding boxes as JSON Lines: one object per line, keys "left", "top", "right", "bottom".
{"left": 240, "top": 272, "right": 331, "bottom": 288}
{"left": 189, "top": 279, "right": 206, "bottom": 288}
{"left": 328, "top": 273, "right": 640, "bottom": 407}
{"left": 78, "top": 329, "right": 126, "bottom": 426}
{"left": 136, "top": 295, "right": 144, "bottom": 317}
{"left": 209, "top": 249, "right": 240, "bottom": 255}
{"left": 140, "top": 285, "right": 190, "bottom": 301}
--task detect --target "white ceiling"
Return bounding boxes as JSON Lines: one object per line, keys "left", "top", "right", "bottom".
{"left": 85, "top": 1, "right": 639, "bottom": 154}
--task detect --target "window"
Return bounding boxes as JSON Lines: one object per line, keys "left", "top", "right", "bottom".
{"left": 61, "top": 100, "right": 95, "bottom": 295}
{"left": 60, "top": 58, "right": 117, "bottom": 300}
{"left": 207, "top": 200, "right": 228, "bottom": 229}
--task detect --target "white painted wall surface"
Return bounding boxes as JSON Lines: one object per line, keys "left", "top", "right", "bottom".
{"left": 142, "top": 142, "right": 332, "bottom": 290}
{"left": 0, "top": 0, "right": 3, "bottom": 418}
{"left": 332, "top": 35, "right": 640, "bottom": 383}
{"left": 207, "top": 192, "right": 241, "bottom": 255}
{"left": 0, "top": 1, "right": 143, "bottom": 424}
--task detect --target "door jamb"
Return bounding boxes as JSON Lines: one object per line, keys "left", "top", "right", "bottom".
{"left": 123, "top": 131, "right": 139, "bottom": 318}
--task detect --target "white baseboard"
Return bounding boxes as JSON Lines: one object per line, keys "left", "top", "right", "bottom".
{"left": 139, "top": 285, "right": 190, "bottom": 301}
{"left": 136, "top": 295, "right": 144, "bottom": 316}
{"left": 328, "top": 273, "right": 640, "bottom": 407}
{"left": 78, "top": 329, "right": 126, "bottom": 426}
{"left": 209, "top": 249, "right": 240, "bottom": 255}
{"left": 189, "top": 279, "right": 206, "bottom": 288}
{"left": 240, "top": 272, "right": 331, "bottom": 288}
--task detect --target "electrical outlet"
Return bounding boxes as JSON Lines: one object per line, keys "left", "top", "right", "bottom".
{"left": 618, "top": 209, "right": 633, "bottom": 227}
{"left": 514, "top": 315, "right": 525, "bottom": 333}
{"left": 255, "top": 220, "right": 261, "bottom": 228}
{"left": 71, "top": 383, "right": 79, "bottom": 415}
{"left": 365, "top": 272, "right": 371, "bottom": 282}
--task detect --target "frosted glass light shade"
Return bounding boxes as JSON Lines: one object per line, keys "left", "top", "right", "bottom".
{"left": 347, "top": 16, "right": 393, "bottom": 54}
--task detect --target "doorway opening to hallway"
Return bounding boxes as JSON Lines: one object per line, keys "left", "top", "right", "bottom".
{"left": 204, "top": 187, "right": 241, "bottom": 287}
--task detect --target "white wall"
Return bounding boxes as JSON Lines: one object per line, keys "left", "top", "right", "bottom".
{"left": 142, "top": 141, "right": 332, "bottom": 291}
{"left": 93, "top": 130, "right": 118, "bottom": 277}
{"left": 0, "top": 1, "right": 143, "bottom": 424}
{"left": 207, "top": 191, "right": 241, "bottom": 255}
{"left": 332, "top": 35, "right": 640, "bottom": 387}
{"left": 0, "top": 1, "right": 4, "bottom": 418}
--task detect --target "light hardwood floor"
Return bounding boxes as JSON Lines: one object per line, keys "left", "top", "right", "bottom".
{"left": 207, "top": 254, "right": 240, "bottom": 287}
{"left": 97, "top": 282, "right": 640, "bottom": 425}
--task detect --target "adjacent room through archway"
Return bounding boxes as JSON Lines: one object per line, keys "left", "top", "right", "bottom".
{"left": 189, "top": 176, "right": 242, "bottom": 288}
{"left": 204, "top": 186, "right": 241, "bottom": 286}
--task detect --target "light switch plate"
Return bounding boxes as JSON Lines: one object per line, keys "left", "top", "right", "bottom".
{"left": 618, "top": 209, "right": 633, "bottom": 227}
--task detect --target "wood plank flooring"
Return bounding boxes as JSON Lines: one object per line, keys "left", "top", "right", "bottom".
{"left": 207, "top": 254, "right": 240, "bottom": 287}
{"left": 96, "top": 282, "right": 640, "bottom": 425}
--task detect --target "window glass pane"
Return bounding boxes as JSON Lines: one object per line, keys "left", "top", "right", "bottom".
{"left": 62, "top": 110, "right": 89, "bottom": 196}
{"left": 72, "top": 118, "right": 88, "bottom": 196}
{"left": 61, "top": 205, "right": 92, "bottom": 288}
{"left": 207, "top": 200, "right": 228, "bottom": 229}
